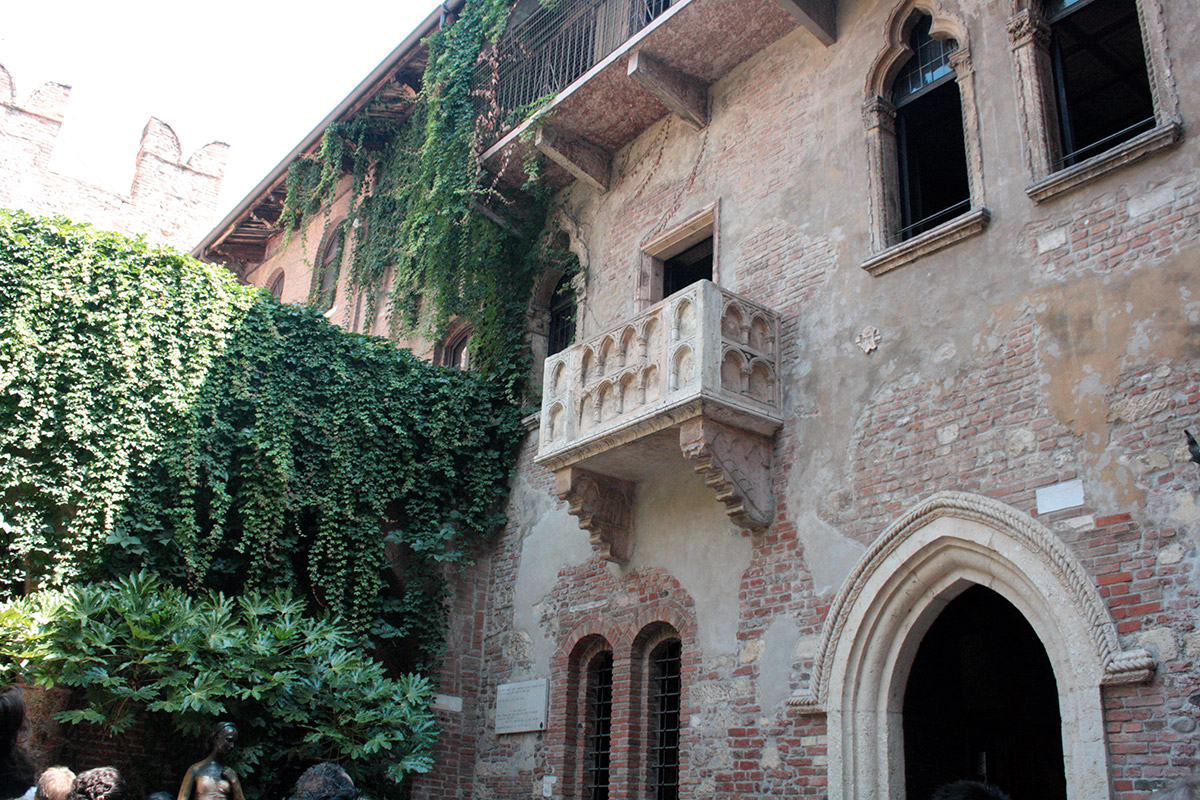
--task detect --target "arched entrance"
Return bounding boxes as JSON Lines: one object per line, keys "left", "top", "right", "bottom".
{"left": 903, "top": 584, "right": 1066, "bottom": 800}
{"left": 790, "top": 491, "right": 1155, "bottom": 800}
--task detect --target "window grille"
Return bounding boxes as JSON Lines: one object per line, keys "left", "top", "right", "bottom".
{"left": 649, "top": 639, "right": 681, "bottom": 800}
{"left": 548, "top": 275, "right": 576, "bottom": 356}
{"left": 584, "top": 652, "right": 614, "bottom": 800}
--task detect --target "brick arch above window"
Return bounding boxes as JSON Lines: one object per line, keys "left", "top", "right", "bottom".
{"left": 861, "top": 0, "right": 990, "bottom": 276}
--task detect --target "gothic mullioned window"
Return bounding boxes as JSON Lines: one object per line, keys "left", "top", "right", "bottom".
{"left": 1008, "top": 0, "right": 1181, "bottom": 201}
{"left": 861, "top": 4, "right": 989, "bottom": 276}
{"left": 312, "top": 223, "right": 344, "bottom": 312}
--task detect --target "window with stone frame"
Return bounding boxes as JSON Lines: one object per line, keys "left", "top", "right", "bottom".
{"left": 861, "top": 4, "right": 989, "bottom": 276}
{"left": 437, "top": 321, "right": 473, "bottom": 369}
{"left": 1008, "top": 0, "right": 1181, "bottom": 202}
{"left": 639, "top": 203, "right": 718, "bottom": 310}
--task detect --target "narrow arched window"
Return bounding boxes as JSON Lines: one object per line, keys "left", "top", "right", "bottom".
{"left": 891, "top": 16, "right": 970, "bottom": 242}
{"left": 266, "top": 270, "right": 285, "bottom": 299}
{"left": 648, "top": 638, "right": 682, "bottom": 800}
{"left": 547, "top": 274, "right": 576, "bottom": 356}
{"left": 439, "top": 324, "right": 473, "bottom": 370}
{"left": 583, "top": 651, "right": 614, "bottom": 800}
{"left": 313, "top": 225, "right": 343, "bottom": 312}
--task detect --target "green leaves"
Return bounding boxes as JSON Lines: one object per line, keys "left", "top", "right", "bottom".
{"left": 0, "top": 572, "right": 437, "bottom": 797}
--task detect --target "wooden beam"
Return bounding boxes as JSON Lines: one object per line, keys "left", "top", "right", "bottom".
{"left": 533, "top": 126, "right": 612, "bottom": 193}
{"left": 627, "top": 51, "right": 708, "bottom": 131}
{"left": 776, "top": 0, "right": 836, "bottom": 46}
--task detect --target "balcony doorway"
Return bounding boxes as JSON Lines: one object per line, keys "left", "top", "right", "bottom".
{"left": 902, "top": 584, "right": 1067, "bottom": 800}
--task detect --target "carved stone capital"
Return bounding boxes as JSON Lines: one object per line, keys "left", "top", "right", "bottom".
{"left": 1102, "top": 648, "right": 1156, "bottom": 686}
{"left": 556, "top": 467, "right": 635, "bottom": 563}
{"left": 1006, "top": 9, "right": 1050, "bottom": 50}
{"left": 862, "top": 96, "right": 896, "bottom": 134}
{"left": 679, "top": 418, "right": 774, "bottom": 530}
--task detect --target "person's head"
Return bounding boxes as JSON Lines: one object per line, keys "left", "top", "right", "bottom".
{"left": 35, "top": 767, "right": 75, "bottom": 800}
{"left": 930, "top": 781, "right": 1012, "bottom": 800}
{"left": 211, "top": 722, "right": 237, "bottom": 756}
{"left": 287, "top": 763, "right": 357, "bottom": 800}
{"left": 1150, "top": 776, "right": 1200, "bottom": 800}
{"left": 0, "top": 687, "right": 26, "bottom": 750}
{"left": 65, "top": 768, "right": 127, "bottom": 800}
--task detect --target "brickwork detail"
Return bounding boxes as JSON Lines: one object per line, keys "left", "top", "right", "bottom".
{"left": 0, "top": 62, "right": 228, "bottom": 250}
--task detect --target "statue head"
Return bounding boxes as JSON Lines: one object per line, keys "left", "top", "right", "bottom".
{"left": 211, "top": 721, "right": 238, "bottom": 755}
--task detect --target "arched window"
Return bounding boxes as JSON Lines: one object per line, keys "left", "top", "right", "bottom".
{"left": 312, "top": 224, "right": 344, "bottom": 312}
{"left": 1008, "top": 0, "right": 1180, "bottom": 200}
{"left": 861, "top": 5, "right": 988, "bottom": 276}
{"left": 647, "top": 637, "right": 681, "bottom": 800}
{"left": 266, "top": 269, "right": 286, "bottom": 299}
{"left": 438, "top": 323, "right": 473, "bottom": 370}
{"left": 891, "top": 16, "right": 970, "bottom": 241}
{"left": 548, "top": 274, "right": 577, "bottom": 356}
{"left": 583, "top": 651, "right": 614, "bottom": 800}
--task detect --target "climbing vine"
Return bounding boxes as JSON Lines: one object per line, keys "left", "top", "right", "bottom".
{"left": 279, "top": 0, "right": 577, "bottom": 395}
{"left": 0, "top": 209, "right": 524, "bottom": 671}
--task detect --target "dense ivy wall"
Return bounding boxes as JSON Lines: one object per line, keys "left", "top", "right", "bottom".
{"left": 0, "top": 209, "right": 524, "bottom": 671}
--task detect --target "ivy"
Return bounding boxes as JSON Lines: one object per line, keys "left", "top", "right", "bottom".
{"left": 0, "top": 209, "right": 524, "bottom": 671}
{"left": 279, "top": 0, "right": 577, "bottom": 398}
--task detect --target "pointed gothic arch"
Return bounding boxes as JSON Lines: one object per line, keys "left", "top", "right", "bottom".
{"left": 790, "top": 491, "right": 1154, "bottom": 800}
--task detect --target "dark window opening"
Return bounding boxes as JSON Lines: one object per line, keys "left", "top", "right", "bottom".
{"left": 267, "top": 271, "right": 285, "bottom": 299}
{"left": 584, "top": 651, "right": 614, "bottom": 800}
{"left": 662, "top": 237, "right": 713, "bottom": 298}
{"left": 904, "top": 585, "right": 1066, "bottom": 800}
{"left": 649, "top": 638, "right": 681, "bottom": 800}
{"left": 893, "top": 17, "right": 970, "bottom": 242}
{"left": 548, "top": 274, "right": 577, "bottom": 356}
{"left": 1049, "top": 0, "right": 1154, "bottom": 169}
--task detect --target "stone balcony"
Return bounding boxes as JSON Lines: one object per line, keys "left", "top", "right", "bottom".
{"left": 535, "top": 280, "right": 783, "bottom": 562}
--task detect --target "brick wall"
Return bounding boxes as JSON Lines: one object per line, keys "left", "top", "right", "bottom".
{"left": 0, "top": 62, "right": 227, "bottom": 251}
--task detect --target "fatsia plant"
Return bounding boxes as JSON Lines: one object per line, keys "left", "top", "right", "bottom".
{"left": 0, "top": 571, "right": 436, "bottom": 797}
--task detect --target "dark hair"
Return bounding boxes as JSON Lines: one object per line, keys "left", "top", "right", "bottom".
{"left": 931, "top": 781, "right": 1012, "bottom": 800}
{"left": 0, "top": 688, "right": 34, "bottom": 800}
{"left": 64, "top": 768, "right": 127, "bottom": 800}
{"left": 35, "top": 767, "right": 76, "bottom": 800}
{"left": 287, "top": 763, "right": 358, "bottom": 800}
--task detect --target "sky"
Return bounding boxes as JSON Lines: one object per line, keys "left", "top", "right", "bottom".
{"left": 0, "top": 0, "right": 442, "bottom": 225}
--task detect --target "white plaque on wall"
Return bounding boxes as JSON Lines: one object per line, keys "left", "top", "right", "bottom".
{"left": 495, "top": 678, "right": 548, "bottom": 734}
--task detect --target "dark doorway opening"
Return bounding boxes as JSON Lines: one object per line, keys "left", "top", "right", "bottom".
{"left": 903, "top": 585, "right": 1066, "bottom": 800}
{"left": 662, "top": 237, "right": 713, "bottom": 298}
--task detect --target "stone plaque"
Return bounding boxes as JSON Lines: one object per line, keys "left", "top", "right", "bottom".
{"left": 495, "top": 678, "right": 548, "bottom": 734}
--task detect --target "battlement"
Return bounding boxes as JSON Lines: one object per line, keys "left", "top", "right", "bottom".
{"left": 0, "top": 62, "right": 230, "bottom": 250}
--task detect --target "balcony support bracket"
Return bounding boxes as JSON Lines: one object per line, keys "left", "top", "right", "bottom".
{"left": 534, "top": 126, "right": 612, "bottom": 193}
{"left": 680, "top": 417, "right": 774, "bottom": 531}
{"left": 556, "top": 467, "right": 635, "bottom": 563}
{"left": 775, "top": 0, "right": 837, "bottom": 46}
{"left": 627, "top": 51, "right": 709, "bottom": 131}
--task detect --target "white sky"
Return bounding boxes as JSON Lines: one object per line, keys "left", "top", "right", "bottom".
{"left": 0, "top": 0, "right": 442, "bottom": 227}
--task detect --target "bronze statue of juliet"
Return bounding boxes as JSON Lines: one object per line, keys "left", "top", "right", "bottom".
{"left": 177, "top": 722, "right": 246, "bottom": 800}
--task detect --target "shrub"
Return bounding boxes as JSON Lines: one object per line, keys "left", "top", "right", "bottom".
{"left": 0, "top": 571, "right": 435, "bottom": 799}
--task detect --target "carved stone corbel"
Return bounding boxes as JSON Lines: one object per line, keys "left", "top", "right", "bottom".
{"left": 678, "top": 418, "right": 774, "bottom": 530}
{"left": 556, "top": 467, "right": 635, "bottom": 563}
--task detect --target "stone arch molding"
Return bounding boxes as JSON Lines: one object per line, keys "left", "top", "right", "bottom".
{"left": 789, "top": 491, "right": 1153, "bottom": 800}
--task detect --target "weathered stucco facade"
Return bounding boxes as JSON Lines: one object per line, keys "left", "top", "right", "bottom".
{"left": 204, "top": 0, "right": 1199, "bottom": 797}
